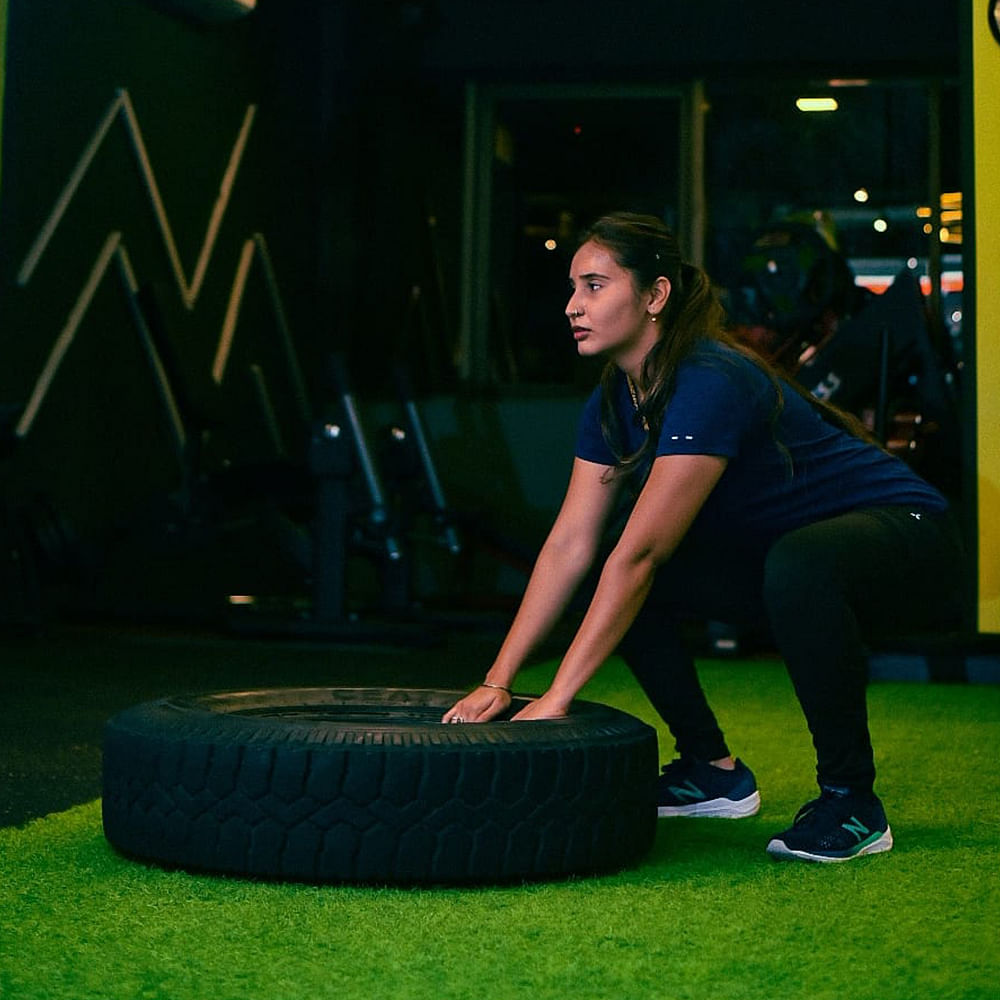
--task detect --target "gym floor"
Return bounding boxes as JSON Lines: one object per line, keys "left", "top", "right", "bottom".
{"left": 0, "top": 615, "right": 536, "bottom": 830}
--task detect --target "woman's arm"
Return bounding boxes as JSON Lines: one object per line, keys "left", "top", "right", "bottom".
{"left": 441, "top": 458, "right": 622, "bottom": 723}
{"left": 512, "top": 452, "right": 727, "bottom": 720}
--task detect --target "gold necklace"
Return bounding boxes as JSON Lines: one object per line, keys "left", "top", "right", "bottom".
{"left": 625, "top": 374, "right": 649, "bottom": 431}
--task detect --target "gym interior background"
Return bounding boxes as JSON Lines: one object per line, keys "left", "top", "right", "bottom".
{"left": 0, "top": 1, "right": 996, "bottom": 642}
{"left": 2, "top": 10, "right": 998, "bottom": 998}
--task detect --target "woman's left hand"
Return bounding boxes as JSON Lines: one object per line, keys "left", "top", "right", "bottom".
{"left": 511, "top": 692, "right": 569, "bottom": 721}
{"left": 441, "top": 685, "right": 511, "bottom": 724}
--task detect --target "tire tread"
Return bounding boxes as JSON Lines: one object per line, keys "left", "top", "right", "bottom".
{"left": 103, "top": 687, "right": 657, "bottom": 884}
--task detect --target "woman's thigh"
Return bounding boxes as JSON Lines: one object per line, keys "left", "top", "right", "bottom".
{"left": 642, "top": 535, "right": 768, "bottom": 625}
{"left": 762, "top": 507, "right": 965, "bottom": 636}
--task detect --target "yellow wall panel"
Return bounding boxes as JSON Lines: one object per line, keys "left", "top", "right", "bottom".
{"left": 973, "top": 1, "right": 1000, "bottom": 630}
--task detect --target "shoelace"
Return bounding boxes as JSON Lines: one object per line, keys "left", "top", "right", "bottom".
{"left": 792, "top": 790, "right": 849, "bottom": 829}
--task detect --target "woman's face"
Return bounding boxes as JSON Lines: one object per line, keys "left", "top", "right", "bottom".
{"left": 565, "top": 240, "right": 662, "bottom": 369}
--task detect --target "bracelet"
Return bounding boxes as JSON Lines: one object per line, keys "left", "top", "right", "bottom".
{"left": 479, "top": 681, "right": 512, "bottom": 694}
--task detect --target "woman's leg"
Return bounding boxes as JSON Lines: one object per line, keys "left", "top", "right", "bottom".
{"left": 763, "top": 507, "right": 965, "bottom": 792}
{"left": 618, "top": 606, "right": 730, "bottom": 761}
{"left": 617, "top": 539, "right": 768, "bottom": 762}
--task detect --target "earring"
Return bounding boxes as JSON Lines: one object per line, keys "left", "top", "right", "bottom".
{"left": 648, "top": 312, "right": 658, "bottom": 323}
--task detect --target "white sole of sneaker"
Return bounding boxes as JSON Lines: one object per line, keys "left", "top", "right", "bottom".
{"left": 658, "top": 790, "right": 761, "bottom": 819}
{"left": 765, "top": 826, "right": 894, "bottom": 862}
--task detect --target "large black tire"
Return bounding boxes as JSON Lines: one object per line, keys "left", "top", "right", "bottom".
{"left": 102, "top": 687, "right": 658, "bottom": 885}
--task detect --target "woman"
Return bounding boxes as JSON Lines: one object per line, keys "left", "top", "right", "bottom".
{"left": 442, "top": 212, "right": 965, "bottom": 863}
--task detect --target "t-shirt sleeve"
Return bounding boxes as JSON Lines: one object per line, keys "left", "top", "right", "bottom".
{"left": 574, "top": 385, "right": 616, "bottom": 465}
{"left": 655, "top": 356, "right": 764, "bottom": 458}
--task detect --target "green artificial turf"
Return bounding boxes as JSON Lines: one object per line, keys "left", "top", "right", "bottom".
{"left": 2, "top": 657, "right": 998, "bottom": 1000}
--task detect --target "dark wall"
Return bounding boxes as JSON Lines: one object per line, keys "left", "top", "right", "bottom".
{"left": 416, "top": 0, "right": 959, "bottom": 80}
{"left": 0, "top": 0, "right": 474, "bottom": 621}
{"left": 0, "top": 3, "right": 394, "bottom": 514}
{"left": 1, "top": 1, "right": 294, "bottom": 526}
{"left": 0, "top": 0, "right": 961, "bottom": 623}
{"left": 0, "top": 0, "right": 355, "bottom": 618}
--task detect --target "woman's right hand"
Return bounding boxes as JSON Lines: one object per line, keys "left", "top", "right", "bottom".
{"left": 441, "top": 684, "right": 512, "bottom": 724}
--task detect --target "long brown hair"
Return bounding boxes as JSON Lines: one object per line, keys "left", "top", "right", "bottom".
{"left": 580, "top": 212, "right": 878, "bottom": 483}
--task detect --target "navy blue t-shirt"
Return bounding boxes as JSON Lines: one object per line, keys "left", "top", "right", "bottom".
{"left": 575, "top": 339, "right": 947, "bottom": 547}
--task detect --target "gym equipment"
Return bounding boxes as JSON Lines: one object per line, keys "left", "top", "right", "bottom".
{"left": 730, "top": 219, "right": 960, "bottom": 490}
{"left": 227, "top": 355, "right": 457, "bottom": 643}
{"left": 796, "top": 269, "right": 953, "bottom": 421}
{"left": 103, "top": 686, "right": 658, "bottom": 885}
{"left": 379, "top": 363, "right": 462, "bottom": 559}
{"left": 729, "top": 222, "right": 861, "bottom": 369}
{"left": 796, "top": 267, "right": 959, "bottom": 486}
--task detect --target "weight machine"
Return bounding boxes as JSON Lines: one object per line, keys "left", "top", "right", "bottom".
{"left": 227, "top": 354, "right": 462, "bottom": 643}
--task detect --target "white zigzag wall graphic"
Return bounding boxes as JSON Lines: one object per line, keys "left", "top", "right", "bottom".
{"left": 16, "top": 230, "right": 190, "bottom": 452}
{"left": 15, "top": 88, "right": 309, "bottom": 449}
{"left": 19, "top": 87, "right": 256, "bottom": 309}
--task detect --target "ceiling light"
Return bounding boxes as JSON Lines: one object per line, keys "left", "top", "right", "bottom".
{"left": 796, "top": 97, "right": 839, "bottom": 112}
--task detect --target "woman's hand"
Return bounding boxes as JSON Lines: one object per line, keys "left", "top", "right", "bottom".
{"left": 441, "top": 685, "right": 512, "bottom": 724}
{"left": 510, "top": 691, "right": 569, "bottom": 721}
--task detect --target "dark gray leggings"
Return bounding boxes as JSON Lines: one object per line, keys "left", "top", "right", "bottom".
{"left": 617, "top": 506, "right": 966, "bottom": 792}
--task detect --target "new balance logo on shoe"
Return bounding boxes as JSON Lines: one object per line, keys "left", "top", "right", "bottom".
{"left": 841, "top": 816, "right": 870, "bottom": 841}
{"left": 667, "top": 780, "right": 706, "bottom": 803}
{"left": 657, "top": 758, "right": 761, "bottom": 818}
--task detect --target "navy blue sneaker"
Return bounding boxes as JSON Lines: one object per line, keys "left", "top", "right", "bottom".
{"left": 657, "top": 757, "right": 761, "bottom": 818}
{"left": 766, "top": 788, "right": 893, "bottom": 862}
